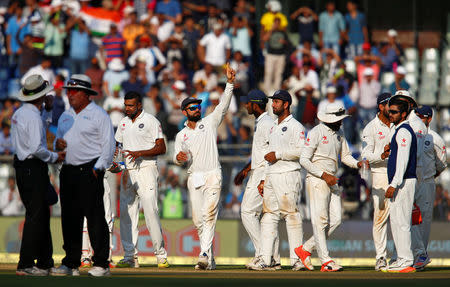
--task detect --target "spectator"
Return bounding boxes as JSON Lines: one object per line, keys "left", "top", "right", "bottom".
{"left": 0, "top": 122, "right": 13, "bottom": 154}
{"left": 295, "top": 84, "right": 319, "bottom": 130}
{"left": 262, "top": 17, "right": 289, "bottom": 94}
{"left": 68, "top": 18, "right": 91, "bottom": 74}
{"left": 191, "top": 79, "right": 210, "bottom": 116}
{"left": 357, "top": 67, "right": 381, "bottom": 128}
{"left": 384, "top": 29, "right": 403, "bottom": 69}
{"left": 233, "top": 0, "right": 255, "bottom": 21}
{"left": 389, "top": 66, "right": 410, "bottom": 95}
{"left": 193, "top": 62, "right": 218, "bottom": 92}
{"left": 153, "top": 95, "right": 177, "bottom": 140}
{"left": 354, "top": 42, "right": 381, "bottom": 84}
{"left": 85, "top": 57, "right": 105, "bottom": 101}
{"left": 319, "top": 1, "right": 345, "bottom": 55}
{"left": 290, "top": 6, "right": 318, "bottom": 46}
{"left": 229, "top": 16, "right": 253, "bottom": 61}
{"left": 318, "top": 48, "right": 340, "bottom": 91}
{"left": 143, "top": 83, "right": 160, "bottom": 116}
{"left": 260, "top": 0, "right": 288, "bottom": 32}
{"left": 434, "top": 184, "right": 449, "bottom": 220}
{"left": 290, "top": 41, "right": 320, "bottom": 69}
{"left": 162, "top": 170, "right": 184, "bottom": 219}
{"left": 101, "top": 23, "right": 126, "bottom": 64}
{"left": 377, "top": 40, "right": 401, "bottom": 73}
{"left": 318, "top": 85, "right": 344, "bottom": 113}
{"left": 103, "top": 58, "right": 129, "bottom": 98}
{"left": 159, "top": 58, "right": 189, "bottom": 86}
{"left": 122, "top": 11, "right": 144, "bottom": 54}
{"left": 300, "top": 60, "right": 320, "bottom": 90}
{"left": 20, "top": 56, "right": 54, "bottom": 86}
{"left": 103, "top": 84, "right": 125, "bottom": 130}
{"left": 163, "top": 80, "right": 188, "bottom": 129}
{"left": 155, "top": 0, "right": 182, "bottom": 24}
{"left": 182, "top": 16, "right": 201, "bottom": 71}
{"left": 51, "top": 74, "right": 67, "bottom": 128}
{"left": 230, "top": 51, "right": 249, "bottom": 96}
{"left": 16, "top": 32, "right": 41, "bottom": 77}
{"left": 43, "top": 12, "right": 66, "bottom": 68}
{"left": 345, "top": 0, "right": 368, "bottom": 59}
{"left": 128, "top": 35, "right": 166, "bottom": 85}
{"left": 182, "top": 0, "right": 208, "bottom": 24}
{"left": 5, "top": 4, "right": 29, "bottom": 77}
{"left": 0, "top": 176, "right": 24, "bottom": 216}
{"left": 284, "top": 65, "right": 307, "bottom": 101}
{"left": 154, "top": 13, "right": 175, "bottom": 43}
{"left": 121, "top": 65, "right": 148, "bottom": 95}
{"left": 28, "top": 13, "right": 45, "bottom": 50}
{"left": 198, "top": 23, "right": 231, "bottom": 72}
{"left": 165, "top": 37, "right": 183, "bottom": 69}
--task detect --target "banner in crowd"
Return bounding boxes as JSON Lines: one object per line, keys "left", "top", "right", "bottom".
{"left": 79, "top": 7, "right": 121, "bottom": 37}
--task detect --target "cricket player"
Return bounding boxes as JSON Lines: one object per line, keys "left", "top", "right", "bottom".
{"left": 412, "top": 106, "right": 447, "bottom": 270}
{"left": 383, "top": 95, "right": 417, "bottom": 273}
{"left": 361, "top": 93, "right": 394, "bottom": 271}
{"left": 257, "top": 90, "right": 306, "bottom": 271}
{"left": 114, "top": 91, "right": 169, "bottom": 268}
{"left": 295, "top": 102, "right": 366, "bottom": 272}
{"left": 234, "top": 89, "right": 280, "bottom": 270}
{"left": 174, "top": 64, "right": 235, "bottom": 270}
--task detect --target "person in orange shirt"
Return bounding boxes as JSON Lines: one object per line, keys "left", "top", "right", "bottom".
{"left": 122, "top": 11, "right": 145, "bottom": 54}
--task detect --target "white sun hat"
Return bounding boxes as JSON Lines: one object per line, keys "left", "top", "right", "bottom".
{"left": 317, "top": 102, "right": 350, "bottom": 123}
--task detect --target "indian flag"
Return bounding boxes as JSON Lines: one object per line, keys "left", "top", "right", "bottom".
{"left": 79, "top": 7, "right": 121, "bottom": 38}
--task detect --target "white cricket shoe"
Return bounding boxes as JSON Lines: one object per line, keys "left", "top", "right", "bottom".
{"left": 196, "top": 253, "right": 209, "bottom": 270}
{"left": 88, "top": 266, "right": 111, "bottom": 277}
{"left": 320, "top": 260, "right": 343, "bottom": 272}
{"left": 50, "top": 265, "right": 80, "bottom": 276}
{"left": 245, "top": 257, "right": 260, "bottom": 269}
{"left": 250, "top": 260, "right": 276, "bottom": 271}
{"left": 270, "top": 258, "right": 282, "bottom": 270}
{"left": 16, "top": 266, "right": 49, "bottom": 276}
{"left": 375, "top": 257, "right": 387, "bottom": 271}
{"left": 292, "top": 260, "right": 306, "bottom": 271}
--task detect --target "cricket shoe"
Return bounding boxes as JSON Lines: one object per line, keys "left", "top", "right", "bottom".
{"left": 382, "top": 260, "right": 416, "bottom": 273}
{"left": 413, "top": 255, "right": 431, "bottom": 271}
{"left": 194, "top": 259, "right": 216, "bottom": 270}
{"left": 270, "top": 258, "right": 282, "bottom": 270}
{"left": 249, "top": 260, "right": 275, "bottom": 271}
{"left": 16, "top": 266, "right": 49, "bottom": 276}
{"left": 196, "top": 253, "right": 209, "bottom": 270}
{"left": 375, "top": 257, "right": 387, "bottom": 271}
{"left": 292, "top": 260, "right": 306, "bottom": 271}
{"left": 116, "top": 257, "right": 139, "bottom": 268}
{"left": 245, "top": 257, "right": 260, "bottom": 270}
{"left": 109, "top": 261, "right": 116, "bottom": 268}
{"left": 294, "top": 245, "right": 314, "bottom": 271}
{"left": 88, "top": 266, "right": 111, "bottom": 277}
{"left": 50, "top": 265, "right": 80, "bottom": 276}
{"left": 157, "top": 257, "right": 170, "bottom": 268}
{"left": 320, "top": 260, "right": 343, "bottom": 272}
{"left": 80, "top": 258, "right": 92, "bottom": 268}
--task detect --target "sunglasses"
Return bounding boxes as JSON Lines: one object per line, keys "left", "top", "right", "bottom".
{"left": 389, "top": 109, "right": 401, "bottom": 114}
{"left": 186, "top": 104, "right": 201, "bottom": 111}
{"left": 67, "top": 79, "right": 92, "bottom": 88}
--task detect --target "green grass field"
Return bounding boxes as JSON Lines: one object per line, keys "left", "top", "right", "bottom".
{"left": 1, "top": 264, "right": 450, "bottom": 287}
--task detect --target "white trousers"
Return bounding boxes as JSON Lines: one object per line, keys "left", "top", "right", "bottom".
{"left": 389, "top": 178, "right": 415, "bottom": 266}
{"left": 82, "top": 173, "right": 114, "bottom": 260}
{"left": 120, "top": 165, "right": 167, "bottom": 260}
{"left": 411, "top": 178, "right": 435, "bottom": 258}
{"left": 241, "top": 168, "right": 280, "bottom": 261}
{"left": 260, "top": 170, "right": 303, "bottom": 266}
{"left": 187, "top": 170, "right": 222, "bottom": 264}
{"left": 371, "top": 173, "right": 390, "bottom": 260}
{"left": 303, "top": 176, "right": 342, "bottom": 264}
{"left": 263, "top": 53, "right": 286, "bottom": 94}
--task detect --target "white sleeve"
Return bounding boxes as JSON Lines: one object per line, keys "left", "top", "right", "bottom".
{"left": 361, "top": 124, "right": 383, "bottom": 164}
{"left": 94, "top": 112, "right": 115, "bottom": 170}
{"left": 389, "top": 128, "right": 412, "bottom": 189}
{"left": 433, "top": 134, "right": 447, "bottom": 174}
{"left": 199, "top": 34, "right": 209, "bottom": 47}
{"left": 173, "top": 132, "right": 183, "bottom": 166}
{"left": 207, "top": 82, "right": 234, "bottom": 128}
{"left": 27, "top": 116, "right": 58, "bottom": 163}
{"left": 114, "top": 119, "right": 123, "bottom": 144}
{"left": 300, "top": 128, "right": 323, "bottom": 178}
{"left": 153, "top": 47, "right": 166, "bottom": 65}
{"left": 341, "top": 138, "right": 359, "bottom": 168}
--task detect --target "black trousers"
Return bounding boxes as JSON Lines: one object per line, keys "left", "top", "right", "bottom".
{"left": 59, "top": 160, "right": 109, "bottom": 268}
{"left": 13, "top": 157, "right": 54, "bottom": 270}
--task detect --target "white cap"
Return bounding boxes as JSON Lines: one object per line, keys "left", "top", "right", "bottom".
{"left": 0, "top": 7, "right": 7, "bottom": 15}
{"left": 173, "top": 80, "right": 186, "bottom": 91}
{"left": 213, "top": 23, "right": 222, "bottom": 30}
{"left": 51, "top": 0, "right": 63, "bottom": 7}
{"left": 30, "top": 14, "right": 42, "bottom": 22}
{"left": 394, "top": 90, "right": 411, "bottom": 97}
{"left": 363, "top": 67, "right": 374, "bottom": 76}
{"left": 140, "top": 13, "right": 149, "bottom": 22}
{"left": 209, "top": 91, "right": 220, "bottom": 100}
{"left": 124, "top": 5, "right": 135, "bottom": 15}
{"left": 396, "top": 66, "right": 406, "bottom": 75}
{"left": 388, "top": 29, "right": 398, "bottom": 37}
{"left": 326, "top": 86, "right": 337, "bottom": 94}
{"left": 267, "top": 0, "right": 282, "bottom": 12}
{"left": 150, "top": 16, "right": 159, "bottom": 25}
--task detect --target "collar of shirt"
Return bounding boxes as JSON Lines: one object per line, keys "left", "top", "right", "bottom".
{"left": 256, "top": 112, "right": 268, "bottom": 124}
{"left": 395, "top": 119, "right": 409, "bottom": 129}
{"left": 22, "top": 103, "right": 40, "bottom": 114}
{"left": 183, "top": 117, "right": 204, "bottom": 130}
{"left": 274, "top": 114, "right": 293, "bottom": 126}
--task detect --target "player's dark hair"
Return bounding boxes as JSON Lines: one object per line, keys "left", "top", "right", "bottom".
{"left": 390, "top": 98, "right": 409, "bottom": 114}
{"left": 124, "top": 91, "right": 142, "bottom": 103}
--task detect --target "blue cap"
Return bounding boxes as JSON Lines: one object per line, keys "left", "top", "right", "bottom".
{"left": 268, "top": 90, "right": 292, "bottom": 105}
{"left": 415, "top": 105, "right": 433, "bottom": 118}
{"left": 241, "top": 89, "right": 268, "bottom": 104}
{"left": 377, "top": 92, "right": 391, "bottom": 106}
{"left": 181, "top": 97, "right": 202, "bottom": 110}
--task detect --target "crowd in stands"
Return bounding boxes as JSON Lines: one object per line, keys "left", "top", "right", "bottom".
{"left": 0, "top": 0, "right": 448, "bottom": 221}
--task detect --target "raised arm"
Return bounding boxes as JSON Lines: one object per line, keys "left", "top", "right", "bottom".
{"left": 208, "top": 63, "right": 235, "bottom": 127}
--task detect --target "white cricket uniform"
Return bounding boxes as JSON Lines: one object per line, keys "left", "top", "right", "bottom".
{"left": 388, "top": 120, "right": 417, "bottom": 267}
{"left": 361, "top": 115, "right": 395, "bottom": 260}
{"left": 115, "top": 110, "right": 167, "bottom": 260}
{"left": 300, "top": 123, "right": 358, "bottom": 264}
{"left": 411, "top": 128, "right": 447, "bottom": 258}
{"left": 82, "top": 173, "right": 115, "bottom": 261}
{"left": 260, "top": 115, "right": 306, "bottom": 266}
{"left": 174, "top": 83, "right": 234, "bottom": 266}
{"left": 241, "top": 112, "right": 280, "bottom": 261}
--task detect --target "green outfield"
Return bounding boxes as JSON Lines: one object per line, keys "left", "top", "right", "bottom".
{"left": 1, "top": 264, "right": 450, "bottom": 287}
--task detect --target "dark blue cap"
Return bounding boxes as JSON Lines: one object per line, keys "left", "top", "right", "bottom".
{"left": 268, "top": 90, "right": 292, "bottom": 105}
{"left": 241, "top": 89, "right": 268, "bottom": 104}
{"left": 181, "top": 97, "right": 202, "bottom": 110}
{"left": 377, "top": 92, "right": 391, "bottom": 106}
{"left": 415, "top": 105, "right": 433, "bottom": 118}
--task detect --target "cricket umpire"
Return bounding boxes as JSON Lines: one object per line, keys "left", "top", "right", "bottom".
{"left": 51, "top": 74, "right": 115, "bottom": 277}
{"left": 12, "top": 74, "right": 65, "bottom": 276}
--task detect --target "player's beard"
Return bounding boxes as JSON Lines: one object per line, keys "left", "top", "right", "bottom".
{"left": 187, "top": 112, "right": 201, "bottom": 122}
{"left": 126, "top": 108, "right": 140, "bottom": 120}
{"left": 325, "top": 121, "right": 342, "bottom": 131}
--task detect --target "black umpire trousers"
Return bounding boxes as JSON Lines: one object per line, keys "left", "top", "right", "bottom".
{"left": 13, "top": 156, "right": 54, "bottom": 270}
{"left": 59, "top": 159, "right": 109, "bottom": 269}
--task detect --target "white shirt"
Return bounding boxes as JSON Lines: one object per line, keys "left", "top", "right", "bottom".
{"left": 103, "top": 96, "right": 124, "bottom": 128}
{"left": 199, "top": 32, "right": 231, "bottom": 66}
{"left": 266, "top": 114, "right": 305, "bottom": 174}
{"left": 361, "top": 115, "right": 395, "bottom": 174}
{"left": 251, "top": 112, "right": 274, "bottom": 170}
{"left": 301, "top": 123, "right": 358, "bottom": 178}
{"left": 0, "top": 188, "right": 24, "bottom": 216}
{"left": 128, "top": 47, "right": 166, "bottom": 84}
{"left": 115, "top": 110, "right": 164, "bottom": 170}
{"left": 20, "top": 65, "right": 55, "bottom": 86}
{"left": 174, "top": 83, "right": 234, "bottom": 174}
{"left": 300, "top": 69, "right": 319, "bottom": 90}
{"left": 423, "top": 128, "right": 447, "bottom": 180}
{"left": 408, "top": 112, "right": 428, "bottom": 181}
{"left": 192, "top": 70, "right": 218, "bottom": 92}
{"left": 56, "top": 102, "right": 115, "bottom": 170}
{"left": 359, "top": 79, "right": 381, "bottom": 109}
{"left": 11, "top": 103, "right": 57, "bottom": 162}
{"left": 389, "top": 120, "right": 414, "bottom": 189}
{"left": 157, "top": 20, "right": 175, "bottom": 42}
